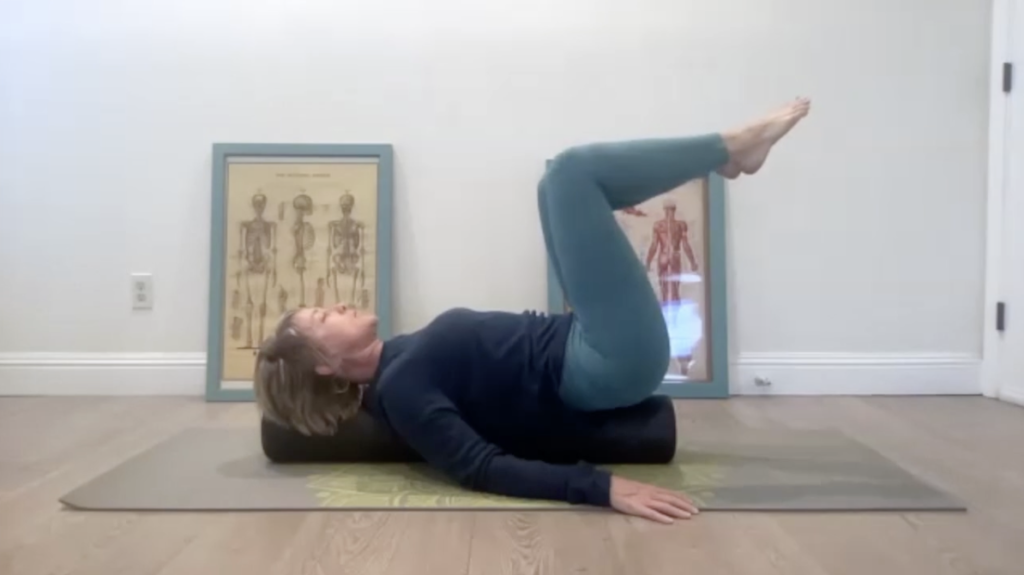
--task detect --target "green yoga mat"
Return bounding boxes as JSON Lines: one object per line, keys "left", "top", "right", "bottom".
{"left": 60, "top": 428, "right": 965, "bottom": 512}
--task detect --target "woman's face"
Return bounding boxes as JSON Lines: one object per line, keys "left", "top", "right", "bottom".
{"left": 291, "top": 303, "right": 379, "bottom": 375}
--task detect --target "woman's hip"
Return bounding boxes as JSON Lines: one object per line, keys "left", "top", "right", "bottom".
{"left": 558, "top": 318, "right": 669, "bottom": 412}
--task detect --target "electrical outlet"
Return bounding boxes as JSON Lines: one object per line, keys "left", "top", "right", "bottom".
{"left": 131, "top": 273, "right": 154, "bottom": 310}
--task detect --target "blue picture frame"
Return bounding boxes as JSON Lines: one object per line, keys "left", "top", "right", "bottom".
{"left": 206, "top": 143, "right": 394, "bottom": 402}
{"left": 546, "top": 169, "right": 730, "bottom": 399}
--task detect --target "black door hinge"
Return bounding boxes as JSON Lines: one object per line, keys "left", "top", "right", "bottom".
{"left": 1004, "top": 62, "right": 1013, "bottom": 93}
{"left": 996, "top": 302, "right": 1006, "bottom": 332}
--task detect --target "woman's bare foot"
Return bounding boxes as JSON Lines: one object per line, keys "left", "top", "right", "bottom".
{"left": 716, "top": 160, "right": 742, "bottom": 180}
{"left": 723, "top": 98, "right": 811, "bottom": 175}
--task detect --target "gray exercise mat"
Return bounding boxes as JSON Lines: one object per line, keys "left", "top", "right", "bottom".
{"left": 59, "top": 428, "right": 965, "bottom": 512}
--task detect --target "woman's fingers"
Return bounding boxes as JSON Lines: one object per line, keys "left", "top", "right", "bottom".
{"left": 647, "top": 498, "right": 693, "bottom": 520}
{"left": 612, "top": 478, "right": 702, "bottom": 525}
{"left": 661, "top": 487, "right": 697, "bottom": 505}
{"left": 634, "top": 502, "right": 676, "bottom": 524}
{"left": 654, "top": 490, "right": 700, "bottom": 515}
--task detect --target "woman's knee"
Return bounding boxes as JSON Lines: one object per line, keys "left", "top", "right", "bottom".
{"left": 539, "top": 146, "right": 596, "bottom": 196}
{"left": 547, "top": 145, "right": 592, "bottom": 174}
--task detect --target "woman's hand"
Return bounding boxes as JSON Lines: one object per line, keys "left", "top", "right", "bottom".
{"left": 609, "top": 475, "right": 699, "bottom": 524}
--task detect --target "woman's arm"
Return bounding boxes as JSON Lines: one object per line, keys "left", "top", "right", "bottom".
{"left": 379, "top": 382, "right": 700, "bottom": 522}
{"left": 381, "top": 390, "right": 612, "bottom": 507}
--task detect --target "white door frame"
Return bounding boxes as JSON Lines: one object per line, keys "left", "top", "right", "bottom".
{"left": 980, "top": 0, "right": 1016, "bottom": 400}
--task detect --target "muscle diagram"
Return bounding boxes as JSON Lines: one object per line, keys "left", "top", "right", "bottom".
{"left": 645, "top": 198, "right": 698, "bottom": 305}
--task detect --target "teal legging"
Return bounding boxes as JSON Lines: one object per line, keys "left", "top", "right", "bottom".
{"left": 539, "top": 134, "right": 729, "bottom": 411}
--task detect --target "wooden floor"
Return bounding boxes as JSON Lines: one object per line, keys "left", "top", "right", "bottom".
{"left": 1, "top": 396, "right": 1022, "bottom": 575}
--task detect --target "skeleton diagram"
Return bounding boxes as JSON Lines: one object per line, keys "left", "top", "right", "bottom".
{"left": 327, "top": 192, "right": 368, "bottom": 309}
{"left": 277, "top": 286, "right": 289, "bottom": 315}
{"left": 230, "top": 316, "right": 243, "bottom": 341}
{"left": 229, "top": 270, "right": 244, "bottom": 341}
{"left": 315, "top": 278, "right": 326, "bottom": 307}
{"left": 291, "top": 193, "right": 316, "bottom": 306}
{"left": 645, "top": 198, "right": 698, "bottom": 305}
{"left": 276, "top": 202, "right": 289, "bottom": 313}
{"left": 236, "top": 192, "right": 277, "bottom": 349}
{"left": 230, "top": 271, "right": 242, "bottom": 312}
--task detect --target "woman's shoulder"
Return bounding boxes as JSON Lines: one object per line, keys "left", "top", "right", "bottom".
{"left": 372, "top": 312, "right": 476, "bottom": 398}
{"left": 370, "top": 356, "right": 452, "bottom": 421}
{"left": 427, "top": 306, "right": 479, "bottom": 326}
{"left": 374, "top": 334, "right": 446, "bottom": 390}
{"left": 414, "top": 307, "right": 486, "bottom": 343}
{"left": 425, "top": 307, "right": 560, "bottom": 329}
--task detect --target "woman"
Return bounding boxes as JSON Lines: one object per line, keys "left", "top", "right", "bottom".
{"left": 254, "top": 98, "right": 812, "bottom": 524}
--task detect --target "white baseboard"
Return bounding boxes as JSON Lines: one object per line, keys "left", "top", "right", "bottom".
{"left": 998, "top": 385, "right": 1024, "bottom": 408}
{"left": 0, "top": 352, "right": 984, "bottom": 398}
{"left": 731, "top": 353, "right": 981, "bottom": 396}
{"left": 0, "top": 353, "right": 206, "bottom": 396}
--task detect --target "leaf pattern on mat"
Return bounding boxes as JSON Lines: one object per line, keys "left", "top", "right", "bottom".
{"left": 307, "top": 463, "right": 569, "bottom": 508}
{"left": 305, "top": 454, "right": 727, "bottom": 509}
{"left": 607, "top": 458, "right": 727, "bottom": 507}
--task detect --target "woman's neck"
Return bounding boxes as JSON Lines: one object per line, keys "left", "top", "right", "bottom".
{"left": 344, "top": 338, "right": 385, "bottom": 383}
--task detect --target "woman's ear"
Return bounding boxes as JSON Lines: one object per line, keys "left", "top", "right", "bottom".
{"left": 315, "top": 364, "right": 335, "bottom": 376}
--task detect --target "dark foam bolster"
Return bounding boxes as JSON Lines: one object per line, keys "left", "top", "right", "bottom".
{"left": 261, "top": 395, "right": 677, "bottom": 464}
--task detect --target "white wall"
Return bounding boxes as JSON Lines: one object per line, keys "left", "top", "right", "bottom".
{"left": 988, "top": 0, "right": 1024, "bottom": 408}
{"left": 0, "top": 0, "right": 993, "bottom": 394}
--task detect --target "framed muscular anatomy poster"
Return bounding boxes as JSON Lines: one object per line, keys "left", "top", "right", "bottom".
{"left": 546, "top": 166, "right": 729, "bottom": 399}
{"left": 205, "top": 143, "right": 394, "bottom": 401}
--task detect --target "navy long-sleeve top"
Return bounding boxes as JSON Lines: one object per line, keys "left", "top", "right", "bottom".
{"left": 363, "top": 308, "right": 612, "bottom": 507}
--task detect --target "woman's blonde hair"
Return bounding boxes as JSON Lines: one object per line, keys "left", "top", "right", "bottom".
{"left": 253, "top": 310, "right": 364, "bottom": 436}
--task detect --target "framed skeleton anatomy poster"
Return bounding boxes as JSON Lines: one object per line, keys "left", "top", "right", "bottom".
{"left": 205, "top": 143, "right": 394, "bottom": 401}
{"left": 546, "top": 166, "right": 730, "bottom": 399}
